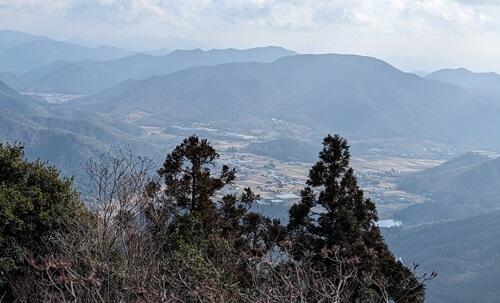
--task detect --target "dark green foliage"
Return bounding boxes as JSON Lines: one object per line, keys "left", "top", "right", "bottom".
{"left": 0, "top": 143, "right": 86, "bottom": 288}
{"left": 1, "top": 135, "right": 431, "bottom": 302}
{"left": 153, "top": 135, "right": 284, "bottom": 281}
{"left": 158, "top": 135, "right": 236, "bottom": 213}
{"left": 288, "top": 134, "right": 425, "bottom": 302}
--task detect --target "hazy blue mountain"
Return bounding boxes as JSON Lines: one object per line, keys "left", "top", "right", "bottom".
{"left": 0, "top": 80, "right": 161, "bottom": 180}
{"left": 411, "top": 70, "right": 429, "bottom": 77}
{"left": 0, "top": 31, "right": 134, "bottom": 73}
{"left": 394, "top": 153, "right": 500, "bottom": 224}
{"left": 143, "top": 48, "right": 172, "bottom": 56}
{"left": 64, "top": 37, "right": 102, "bottom": 49}
{"left": 0, "top": 30, "right": 48, "bottom": 50}
{"left": 426, "top": 68, "right": 500, "bottom": 106}
{"left": 385, "top": 210, "right": 500, "bottom": 303}
{"left": 24, "top": 46, "right": 298, "bottom": 94}
{"left": 23, "top": 59, "right": 123, "bottom": 95}
{"left": 69, "top": 54, "right": 500, "bottom": 150}
{"left": 110, "top": 34, "right": 206, "bottom": 51}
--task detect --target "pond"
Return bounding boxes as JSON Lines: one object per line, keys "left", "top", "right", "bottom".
{"left": 377, "top": 219, "right": 402, "bottom": 228}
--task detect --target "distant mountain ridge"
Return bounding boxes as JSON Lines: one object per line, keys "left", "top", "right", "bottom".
{"left": 426, "top": 68, "right": 500, "bottom": 106}
{"left": 0, "top": 30, "right": 48, "bottom": 50}
{"left": 0, "top": 30, "right": 134, "bottom": 73}
{"left": 69, "top": 53, "right": 500, "bottom": 150}
{"left": 23, "top": 46, "right": 298, "bottom": 94}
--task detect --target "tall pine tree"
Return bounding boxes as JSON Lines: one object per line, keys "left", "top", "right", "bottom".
{"left": 288, "top": 134, "right": 425, "bottom": 302}
{"left": 155, "top": 135, "right": 282, "bottom": 258}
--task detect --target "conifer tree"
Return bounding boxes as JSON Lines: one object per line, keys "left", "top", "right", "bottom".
{"left": 156, "top": 135, "right": 282, "bottom": 257}
{"left": 288, "top": 134, "right": 425, "bottom": 302}
{"left": 158, "top": 135, "right": 236, "bottom": 213}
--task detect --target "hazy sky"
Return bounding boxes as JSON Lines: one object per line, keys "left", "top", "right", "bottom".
{"left": 1, "top": 0, "right": 500, "bottom": 72}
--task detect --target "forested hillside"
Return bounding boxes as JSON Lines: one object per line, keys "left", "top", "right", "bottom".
{"left": 394, "top": 153, "right": 500, "bottom": 224}
{"left": 0, "top": 80, "right": 162, "bottom": 179}
{"left": 386, "top": 210, "right": 500, "bottom": 303}
{"left": 70, "top": 54, "right": 500, "bottom": 150}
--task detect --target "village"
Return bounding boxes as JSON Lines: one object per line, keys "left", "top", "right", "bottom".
{"left": 217, "top": 150, "right": 436, "bottom": 220}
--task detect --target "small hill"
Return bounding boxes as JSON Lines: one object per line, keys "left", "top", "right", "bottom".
{"left": 398, "top": 152, "right": 491, "bottom": 194}
{"left": 0, "top": 80, "right": 161, "bottom": 180}
{"left": 395, "top": 153, "right": 500, "bottom": 224}
{"left": 0, "top": 70, "right": 28, "bottom": 91}
{"left": 244, "top": 138, "right": 319, "bottom": 162}
{"left": 0, "top": 79, "right": 46, "bottom": 115}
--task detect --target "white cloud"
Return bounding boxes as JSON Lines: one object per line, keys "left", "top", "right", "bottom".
{"left": 0, "top": 0, "right": 490, "bottom": 30}
{"left": 1, "top": 0, "right": 500, "bottom": 71}
{"left": 198, "top": 0, "right": 489, "bottom": 32}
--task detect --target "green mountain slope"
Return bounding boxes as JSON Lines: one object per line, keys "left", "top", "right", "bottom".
{"left": 69, "top": 54, "right": 500, "bottom": 150}
{"left": 395, "top": 153, "right": 500, "bottom": 224}
{"left": 0, "top": 80, "right": 161, "bottom": 180}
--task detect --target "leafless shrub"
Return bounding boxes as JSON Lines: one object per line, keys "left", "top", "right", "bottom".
{"left": 10, "top": 149, "right": 429, "bottom": 303}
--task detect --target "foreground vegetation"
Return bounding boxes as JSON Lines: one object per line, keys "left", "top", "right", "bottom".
{"left": 0, "top": 135, "right": 432, "bottom": 302}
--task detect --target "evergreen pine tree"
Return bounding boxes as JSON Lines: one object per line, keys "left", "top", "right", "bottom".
{"left": 156, "top": 135, "right": 283, "bottom": 257}
{"left": 158, "top": 135, "right": 236, "bottom": 213}
{"left": 288, "top": 134, "right": 425, "bottom": 302}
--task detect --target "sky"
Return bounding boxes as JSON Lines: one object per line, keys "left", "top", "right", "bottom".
{"left": 1, "top": 0, "right": 500, "bottom": 72}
